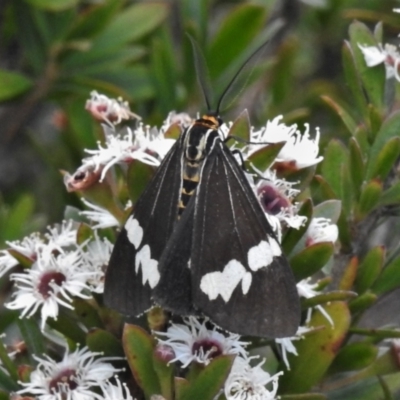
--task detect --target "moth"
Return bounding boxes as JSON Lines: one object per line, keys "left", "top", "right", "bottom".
{"left": 104, "top": 34, "right": 300, "bottom": 338}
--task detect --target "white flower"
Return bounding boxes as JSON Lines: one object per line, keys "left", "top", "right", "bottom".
{"left": 6, "top": 251, "right": 95, "bottom": 330}
{"left": 297, "top": 278, "right": 334, "bottom": 326}
{"left": 248, "top": 116, "right": 323, "bottom": 170}
{"left": 45, "top": 220, "right": 78, "bottom": 252}
{"left": 358, "top": 43, "right": 400, "bottom": 81}
{"left": 6, "top": 232, "right": 45, "bottom": 261}
{"left": 85, "top": 90, "right": 141, "bottom": 125}
{"left": 224, "top": 357, "right": 282, "bottom": 400}
{"left": 0, "top": 250, "right": 19, "bottom": 278}
{"left": 155, "top": 317, "right": 248, "bottom": 368}
{"left": 255, "top": 169, "right": 307, "bottom": 232}
{"left": 305, "top": 217, "right": 338, "bottom": 246}
{"left": 18, "top": 347, "right": 122, "bottom": 400}
{"left": 80, "top": 198, "right": 119, "bottom": 229}
{"left": 82, "top": 232, "right": 114, "bottom": 293}
{"left": 101, "top": 378, "right": 134, "bottom": 400}
{"left": 82, "top": 124, "right": 174, "bottom": 181}
{"left": 275, "top": 326, "right": 311, "bottom": 369}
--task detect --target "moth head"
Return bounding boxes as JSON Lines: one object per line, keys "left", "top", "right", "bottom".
{"left": 200, "top": 112, "right": 222, "bottom": 130}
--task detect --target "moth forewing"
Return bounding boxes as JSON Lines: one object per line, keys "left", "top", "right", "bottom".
{"left": 104, "top": 138, "right": 184, "bottom": 315}
{"left": 190, "top": 141, "right": 300, "bottom": 337}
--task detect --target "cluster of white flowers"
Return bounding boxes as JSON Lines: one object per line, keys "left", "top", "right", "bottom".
{"left": 0, "top": 92, "right": 339, "bottom": 400}
{"left": 16, "top": 346, "right": 129, "bottom": 400}
{"left": 155, "top": 317, "right": 283, "bottom": 399}
{"left": 0, "top": 220, "right": 113, "bottom": 330}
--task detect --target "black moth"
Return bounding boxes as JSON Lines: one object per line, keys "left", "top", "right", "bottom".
{"left": 104, "top": 35, "right": 300, "bottom": 338}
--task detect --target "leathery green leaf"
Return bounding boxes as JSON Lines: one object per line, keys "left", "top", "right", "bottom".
{"left": 321, "top": 139, "right": 348, "bottom": 198}
{"left": 349, "top": 21, "right": 385, "bottom": 110}
{"left": 0, "top": 69, "right": 33, "bottom": 101}
{"left": 228, "top": 109, "right": 251, "bottom": 144}
{"left": 86, "top": 328, "right": 124, "bottom": 357}
{"left": 338, "top": 256, "right": 358, "bottom": 291}
{"left": 355, "top": 179, "right": 382, "bottom": 220}
{"left": 178, "top": 355, "right": 234, "bottom": 400}
{"left": 123, "top": 324, "right": 161, "bottom": 398}
{"left": 341, "top": 41, "right": 368, "bottom": 120}
{"left": 349, "top": 138, "right": 365, "bottom": 199}
{"left": 367, "top": 137, "right": 400, "bottom": 181}
{"left": 290, "top": 242, "right": 334, "bottom": 281}
{"left": 380, "top": 182, "right": 400, "bottom": 206}
{"left": 278, "top": 302, "right": 351, "bottom": 394}
{"left": 329, "top": 342, "right": 378, "bottom": 373}
{"left": 321, "top": 95, "right": 357, "bottom": 135}
{"left": 372, "top": 256, "right": 400, "bottom": 295}
{"left": 366, "top": 111, "right": 400, "bottom": 180}
{"left": 354, "top": 246, "right": 385, "bottom": 294}
{"left": 348, "top": 292, "right": 377, "bottom": 313}
{"left": 248, "top": 141, "right": 286, "bottom": 172}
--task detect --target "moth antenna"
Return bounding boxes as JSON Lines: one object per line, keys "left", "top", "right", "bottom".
{"left": 215, "top": 18, "right": 286, "bottom": 115}
{"left": 187, "top": 34, "right": 213, "bottom": 112}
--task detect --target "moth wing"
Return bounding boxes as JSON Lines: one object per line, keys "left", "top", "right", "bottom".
{"left": 152, "top": 195, "right": 196, "bottom": 315}
{"left": 192, "top": 142, "right": 300, "bottom": 337}
{"left": 104, "top": 139, "right": 183, "bottom": 316}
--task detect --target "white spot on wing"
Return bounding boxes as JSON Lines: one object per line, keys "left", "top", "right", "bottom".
{"left": 268, "top": 237, "right": 282, "bottom": 257}
{"left": 125, "top": 216, "right": 143, "bottom": 249}
{"left": 200, "top": 260, "right": 250, "bottom": 302}
{"left": 247, "top": 238, "right": 282, "bottom": 271}
{"left": 247, "top": 240, "right": 272, "bottom": 271}
{"left": 135, "top": 244, "right": 160, "bottom": 288}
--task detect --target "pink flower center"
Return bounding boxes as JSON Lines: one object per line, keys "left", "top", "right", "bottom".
{"left": 38, "top": 271, "right": 66, "bottom": 298}
{"left": 258, "top": 185, "right": 290, "bottom": 215}
{"left": 49, "top": 368, "right": 78, "bottom": 392}
{"left": 192, "top": 339, "right": 222, "bottom": 359}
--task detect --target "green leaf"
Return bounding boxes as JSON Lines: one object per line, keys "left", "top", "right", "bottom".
{"left": 348, "top": 292, "right": 377, "bottom": 313}
{"left": 367, "top": 137, "right": 400, "bottom": 181}
{"left": 248, "top": 142, "right": 286, "bottom": 172}
{"left": 372, "top": 256, "right": 400, "bottom": 295}
{"left": 72, "top": 298, "right": 104, "bottom": 330}
{"left": 86, "top": 328, "right": 124, "bottom": 357}
{"left": 151, "top": 31, "right": 178, "bottom": 114}
{"left": 349, "top": 21, "right": 385, "bottom": 110}
{"left": 178, "top": 355, "right": 234, "bottom": 400}
{"left": 0, "top": 338, "right": 17, "bottom": 381}
{"left": 228, "top": 109, "right": 251, "bottom": 143}
{"left": 302, "top": 291, "right": 357, "bottom": 310}
{"left": 338, "top": 256, "right": 358, "bottom": 291}
{"left": 380, "top": 182, "right": 400, "bottom": 206}
{"left": 321, "top": 139, "right": 348, "bottom": 199}
{"left": 17, "top": 318, "right": 46, "bottom": 359}
{"left": 207, "top": 4, "right": 266, "bottom": 80}
{"left": 93, "top": 3, "right": 169, "bottom": 53}
{"left": 321, "top": 95, "right": 357, "bottom": 135}
{"left": 356, "top": 179, "right": 382, "bottom": 220}
{"left": 341, "top": 41, "right": 367, "bottom": 120}
{"left": 123, "top": 324, "right": 161, "bottom": 398}
{"left": 354, "top": 246, "right": 385, "bottom": 294}
{"left": 313, "top": 200, "right": 342, "bottom": 223}
{"left": 366, "top": 111, "right": 400, "bottom": 180}
{"left": 127, "top": 161, "right": 154, "bottom": 205}
{"left": 279, "top": 302, "right": 351, "bottom": 394}
{"left": 290, "top": 242, "right": 334, "bottom": 281}
{"left": 47, "top": 309, "right": 87, "bottom": 345}
{"left": 25, "top": 0, "right": 78, "bottom": 11}
{"left": 152, "top": 349, "right": 174, "bottom": 400}
{"left": 330, "top": 342, "right": 378, "bottom": 373}
{"left": 349, "top": 138, "right": 365, "bottom": 199}
{"left": 0, "top": 69, "right": 33, "bottom": 101}
{"left": 280, "top": 394, "right": 327, "bottom": 400}
{"left": 0, "top": 368, "right": 18, "bottom": 391}
{"left": 283, "top": 198, "right": 313, "bottom": 255}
